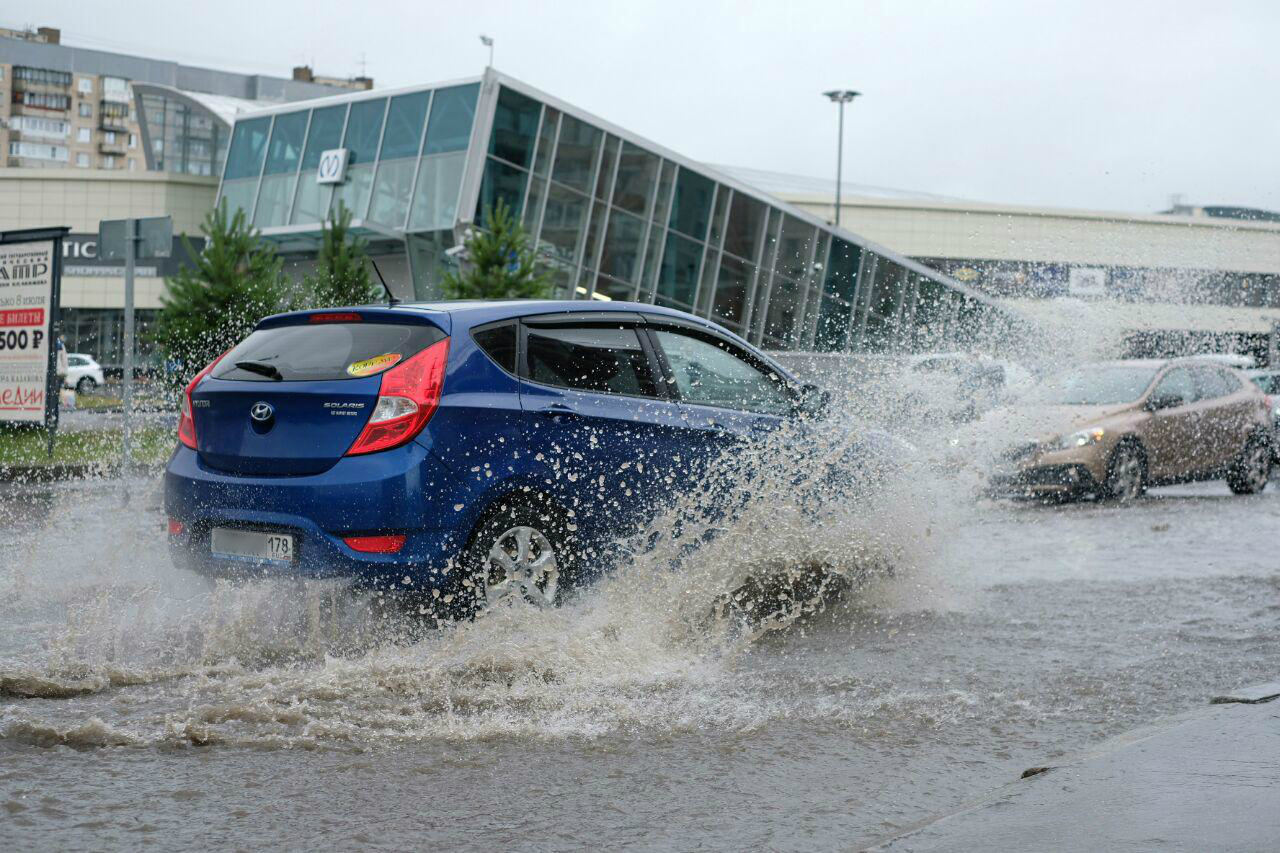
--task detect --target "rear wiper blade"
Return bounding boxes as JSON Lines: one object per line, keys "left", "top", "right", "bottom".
{"left": 235, "top": 360, "right": 283, "bottom": 380}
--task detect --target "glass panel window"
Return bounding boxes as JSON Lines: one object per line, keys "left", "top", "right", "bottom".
{"left": 774, "top": 216, "right": 816, "bottom": 281}
{"left": 525, "top": 326, "right": 656, "bottom": 398}
{"left": 538, "top": 183, "right": 589, "bottom": 268}
{"left": 476, "top": 157, "right": 528, "bottom": 221}
{"left": 594, "top": 274, "right": 636, "bottom": 302}
{"left": 824, "top": 238, "right": 861, "bottom": 302}
{"left": 551, "top": 115, "right": 602, "bottom": 194}
{"left": 524, "top": 175, "right": 548, "bottom": 232}
{"left": 656, "top": 232, "right": 702, "bottom": 309}
{"left": 409, "top": 151, "right": 466, "bottom": 231}
{"left": 708, "top": 186, "right": 730, "bottom": 248}
{"left": 595, "top": 135, "right": 620, "bottom": 201}
{"left": 868, "top": 257, "right": 904, "bottom": 319}
{"left": 77, "top": 127, "right": 91, "bottom": 143}
{"left": 764, "top": 277, "right": 800, "bottom": 344}
{"left": 488, "top": 86, "right": 541, "bottom": 167}
{"left": 712, "top": 255, "right": 751, "bottom": 328}
{"left": 532, "top": 108, "right": 558, "bottom": 176}
{"left": 379, "top": 91, "right": 430, "bottom": 160}
{"left": 613, "top": 142, "right": 659, "bottom": 215}
{"left": 219, "top": 180, "right": 257, "bottom": 219}
{"left": 341, "top": 98, "right": 387, "bottom": 165}
{"left": 254, "top": 174, "right": 298, "bottom": 227}
{"left": 223, "top": 116, "right": 270, "bottom": 180}
{"left": 724, "top": 192, "right": 766, "bottom": 261}
{"left": 300, "top": 105, "right": 347, "bottom": 170}
{"left": 367, "top": 159, "right": 418, "bottom": 228}
{"left": 598, "top": 208, "right": 645, "bottom": 284}
{"left": 263, "top": 111, "right": 308, "bottom": 175}
{"left": 330, "top": 99, "right": 387, "bottom": 218}
{"left": 653, "top": 330, "right": 791, "bottom": 416}
{"left": 815, "top": 296, "right": 853, "bottom": 352}
{"left": 291, "top": 180, "right": 332, "bottom": 225}
{"left": 424, "top": 84, "right": 479, "bottom": 155}
{"left": 667, "top": 167, "right": 715, "bottom": 240}
{"left": 653, "top": 160, "right": 677, "bottom": 224}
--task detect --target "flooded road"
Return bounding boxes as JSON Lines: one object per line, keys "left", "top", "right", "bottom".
{"left": 2, "top": 474, "right": 1278, "bottom": 851}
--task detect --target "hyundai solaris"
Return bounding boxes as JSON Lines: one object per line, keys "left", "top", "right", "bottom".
{"left": 164, "top": 301, "right": 833, "bottom": 613}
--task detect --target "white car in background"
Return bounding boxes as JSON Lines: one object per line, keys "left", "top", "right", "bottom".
{"left": 65, "top": 353, "right": 106, "bottom": 394}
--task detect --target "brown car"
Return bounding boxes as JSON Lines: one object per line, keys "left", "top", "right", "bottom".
{"left": 989, "top": 359, "right": 1274, "bottom": 500}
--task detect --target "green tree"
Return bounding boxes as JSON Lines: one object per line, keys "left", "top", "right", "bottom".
{"left": 295, "top": 201, "right": 383, "bottom": 308}
{"left": 441, "top": 198, "right": 553, "bottom": 300}
{"left": 153, "top": 200, "right": 286, "bottom": 371}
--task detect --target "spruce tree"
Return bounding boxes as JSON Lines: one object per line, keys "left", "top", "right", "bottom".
{"left": 296, "top": 201, "right": 383, "bottom": 308}
{"left": 441, "top": 198, "right": 553, "bottom": 300}
{"left": 153, "top": 200, "right": 286, "bottom": 372}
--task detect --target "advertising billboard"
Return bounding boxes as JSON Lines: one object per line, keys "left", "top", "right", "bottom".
{"left": 0, "top": 229, "right": 66, "bottom": 427}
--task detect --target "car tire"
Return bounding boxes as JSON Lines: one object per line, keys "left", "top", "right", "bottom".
{"left": 1101, "top": 440, "right": 1147, "bottom": 502}
{"left": 76, "top": 376, "right": 97, "bottom": 394}
{"left": 1227, "top": 435, "right": 1272, "bottom": 495}
{"left": 458, "top": 500, "right": 576, "bottom": 616}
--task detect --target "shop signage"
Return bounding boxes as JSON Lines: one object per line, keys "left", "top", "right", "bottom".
{"left": 60, "top": 233, "right": 201, "bottom": 277}
{"left": 317, "top": 148, "right": 349, "bottom": 184}
{"left": 0, "top": 229, "right": 66, "bottom": 428}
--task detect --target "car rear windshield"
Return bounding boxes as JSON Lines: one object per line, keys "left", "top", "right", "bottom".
{"left": 211, "top": 321, "right": 447, "bottom": 382}
{"left": 1031, "top": 366, "right": 1159, "bottom": 405}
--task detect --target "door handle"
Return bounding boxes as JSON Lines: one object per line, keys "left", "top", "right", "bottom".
{"left": 537, "top": 403, "right": 579, "bottom": 417}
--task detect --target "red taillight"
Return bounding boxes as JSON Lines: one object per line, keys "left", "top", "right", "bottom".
{"left": 343, "top": 534, "right": 407, "bottom": 554}
{"left": 178, "top": 349, "right": 231, "bottom": 450}
{"left": 346, "top": 338, "right": 450, "bottom": 456}
{"left": 167, "top": 518, "right": 185, "bottom": 536}
{"left": 310, "top": 312, "right": 363, "bottom": 323}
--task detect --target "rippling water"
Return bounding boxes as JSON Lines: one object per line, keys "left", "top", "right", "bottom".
{"left": 2, "top": 456, "right": 1277, "bottom": 849}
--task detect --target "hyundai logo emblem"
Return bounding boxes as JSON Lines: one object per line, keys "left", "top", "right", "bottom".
{"left": 250, "top": 402, "right": 275, "bottom": 423}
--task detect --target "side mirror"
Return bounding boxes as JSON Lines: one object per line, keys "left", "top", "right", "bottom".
{"left": 795, "top": 382, "right": 831, "bottom": 419}
{"left": 1146, "top": 393, "right": 1184, "bottom": 411}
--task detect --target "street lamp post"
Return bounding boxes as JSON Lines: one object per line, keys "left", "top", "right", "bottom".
{"left": 822, "top": 89, "right": 860, "bottom": 227}
{"left": 480, "top": 35, "right": 494, "bottom": 67}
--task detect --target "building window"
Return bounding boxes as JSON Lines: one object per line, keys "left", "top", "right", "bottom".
{"left": 102, "top": 76, "right": 129, "bottom": 102}
{"left": 128, "top": 133, "right": 136, "bottom": 149}
{"left": 13, "top": 66, "right": 72, "bottom": 86}
{"left": 77, "top": 77, "right": 93, "bottom": 94}
{"left": 127, "top": 158, "right": 136, "bottom": 171}
{"left": 422, "top": 83, "right": 479, "bottom": 155}
{"left": 14, "top": 91, "right": 71, "bottom": 110}
{"left": 76, "top": 152, "right": 90, "bottom": 168}
{"left": 77, "top": 126, "right": 91, "bottom": 143}
{"left": 9, "top": 116, "right": 69, "bottom": 139}
{"left": 104, "top": 131, "right": 117, "bottom": 145}
{"left": 101, "top": 155, "right": 118, "bottom": 169}
{"left": 8, "top": 141, "right": 69, "bottom": 162}
{"left": 79, "top": 102, "right": 92, "bottom": 118}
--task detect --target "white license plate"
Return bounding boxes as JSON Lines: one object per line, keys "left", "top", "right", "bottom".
{"left": 211, "top": 527, "right": 295, "bottom": 564}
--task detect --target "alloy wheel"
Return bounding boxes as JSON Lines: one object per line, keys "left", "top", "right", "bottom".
{"left": 484, "top": 525, "right": 559, "bottom": 608}
{"left": 1240, "top": 442, "right": 1271, "bottom": 492}
{"left": 1108, "top": 447, "right": 1144, "bottom": 501}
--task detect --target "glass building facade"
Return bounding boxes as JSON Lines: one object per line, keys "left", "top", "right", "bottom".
{"left": 216, "top": 70, "right": 1011, "bottom": 353}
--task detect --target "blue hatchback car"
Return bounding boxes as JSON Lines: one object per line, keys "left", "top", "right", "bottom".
{"left": 164, "top": 300, "right": 828, "bottom": 612}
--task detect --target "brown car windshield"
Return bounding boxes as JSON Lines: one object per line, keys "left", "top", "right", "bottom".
{"left": 1031, "top": 366, "right": 1159, "bottom": 406}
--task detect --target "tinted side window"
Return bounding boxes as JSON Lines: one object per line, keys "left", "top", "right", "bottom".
{"left": 472, "top": 323, "right": 517, "bottom": 374}
{"left": 525, "top": 325, "right": 655, "bottom": 397}
{"left": 68, "top": 356, "right": 86, "bottom": 367}
{"left": 653, "top": 329, "right": 792, "bottom": 416}
{"left": 1153, "top": 368, "right": 1197, "bottom": 404}
{"left": 1192, "top": 367, "right": 1237, "bottom": 400}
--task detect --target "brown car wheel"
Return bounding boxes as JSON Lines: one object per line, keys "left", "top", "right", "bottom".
{"left": 1227, "top": 436, "right": 1272, "bottom": 495}
{"left": 1102, "top": 441, "right": 1147, "bottom": 502}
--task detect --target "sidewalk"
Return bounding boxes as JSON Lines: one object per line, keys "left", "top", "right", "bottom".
{"left": 867, "top": 681, "right": 1280, "bottom": 852}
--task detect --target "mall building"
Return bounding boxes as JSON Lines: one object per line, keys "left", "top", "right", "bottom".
{"left": 0, "top": 26, "right": 364, "bottom": 369}
{"left": 730, "top": 167, "right": 1280, "bottom": 361}
{"left": 215, "top": 69, "right": 1013, "bottom": 355}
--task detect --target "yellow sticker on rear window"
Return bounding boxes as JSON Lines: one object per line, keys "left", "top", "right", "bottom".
{"left": 346, "top": 353, "right": 402, "bottom": 377}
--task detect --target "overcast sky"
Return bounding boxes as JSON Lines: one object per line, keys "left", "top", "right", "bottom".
{"left": 12, "top": 0, "right": 1279, "bottom": 214}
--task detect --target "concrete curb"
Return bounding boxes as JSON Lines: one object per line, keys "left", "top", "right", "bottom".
{"left": 864, "top": 681, "right": 1280, "bottom": 852}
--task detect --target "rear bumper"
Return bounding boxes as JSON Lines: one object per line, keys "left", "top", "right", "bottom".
{"left": 163, "top": 442, "right": 472, "bottom": 590}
